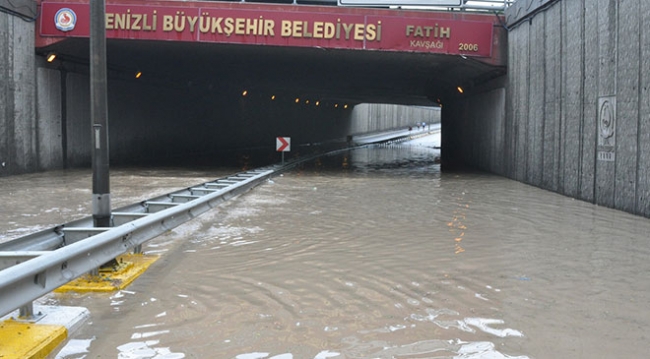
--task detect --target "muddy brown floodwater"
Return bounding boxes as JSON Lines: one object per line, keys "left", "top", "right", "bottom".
{"left": 2, "top": 134, "right": 650, "bottom": 358}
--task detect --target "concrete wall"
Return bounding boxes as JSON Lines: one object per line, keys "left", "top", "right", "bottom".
{"left": 0, "top": 9, "right": 36, "bottom": 176}
{"left": 450, "top": 0, "right": 650, "bottom": 218}
{"left": 349, "top": 103, "right": 440, "bottom": 135}
{"left": 442, "top": 77, "right": 507, "bottom": 175}
{"left": 36, "top": 65, "right": 64, "bottom": 170}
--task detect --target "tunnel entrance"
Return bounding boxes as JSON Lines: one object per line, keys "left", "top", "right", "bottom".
{"left": 29, "top": 0, "right": 505, "bottom": 171}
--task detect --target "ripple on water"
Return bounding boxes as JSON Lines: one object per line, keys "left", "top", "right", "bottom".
{"left": 6, "top": 137, "right": 650, "bottom": 359}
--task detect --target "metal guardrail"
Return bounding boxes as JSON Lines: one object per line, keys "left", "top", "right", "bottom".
{"left": 0, "top": 140, "right": 365, "bottom": 319}
{"left": 0, "top": 133, "right": 427, "bottom": 319}
{"left": 0, "top": 166, "right": 282, "bottom": 318}
{"left": 394, "top": 0, "right": 516, "bottom": 12}
{"left": 211, "top": 0, "right": 515, "bottom": 12}
{"left": 336, "top": 0, "right": 515, "bottom": 12}
{"left": 461, "top": 0, "right": 515, "bottom": 12}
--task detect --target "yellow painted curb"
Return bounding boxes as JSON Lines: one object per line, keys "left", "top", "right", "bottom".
{"left": 55, "top": 254, "right": 160, "bottom": 293}
{"left": 0, "top": 320, "right": 67, "bottom": 359}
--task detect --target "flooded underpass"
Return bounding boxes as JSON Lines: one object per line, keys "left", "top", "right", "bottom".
{"left": 2, "top": 134, "right": 650, "bottom": 358}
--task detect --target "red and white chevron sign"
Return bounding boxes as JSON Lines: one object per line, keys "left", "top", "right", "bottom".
{"left": 276, "top": 137, "right": 290, "bottom": 152}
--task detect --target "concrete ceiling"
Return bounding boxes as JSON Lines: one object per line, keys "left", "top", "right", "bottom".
{"left": 40, "top": 29, "right": 506, "bottom": 107}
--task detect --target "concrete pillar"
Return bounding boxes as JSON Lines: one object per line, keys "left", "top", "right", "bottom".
{"left": 0, "top": 8, "right": 36, "bottom": 176}
{"left": 36, "top": 66, "right": 64, "bottom": 170}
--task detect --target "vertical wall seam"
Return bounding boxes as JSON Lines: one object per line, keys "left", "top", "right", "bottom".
{"left": 505, "top": 37, "right": 513, "bottom": 177}
{"left": 508, "top": 36, "right": 521, "bottom": 179}
{"left": 635, "top": 0, "right": 642, "bottom": 214}
{"left": 540, "top": 11, "right": 547, "bottom": 187}
{"left": 612, "top": 0, "right": 619, "bottom": 207}
{"left": 6, "top": 16, "right": 16, "bottom": 170}
{"left": 555, "top": 2, "right": 567, "bottom": 194}
{"left": 578, "top": 0, "right": 586, "bottom": 200}
{"left": 523, "top": 23, "right": 533, "bottom": 183}
{"left": 512, "top": 32, "right": 517, "bottom": 178}
{"left": 0, "top": 15, "right": 7, "bottom": 170}
{"left": 592, "top": 1, "right": 599, "bottom": 203}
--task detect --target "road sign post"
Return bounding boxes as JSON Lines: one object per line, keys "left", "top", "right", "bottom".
{"left": 276, "top": 137, "right": 290, "bottom": 165}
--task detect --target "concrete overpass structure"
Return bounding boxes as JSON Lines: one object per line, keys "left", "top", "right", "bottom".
{"left": 2, "top": 0, "right": 650, "bottom": 218}
{"left": 2, "top": 0, "right": 505, "bottom": 169}
{"left": 34, "top": 0, "right": 504, "bottom": 106}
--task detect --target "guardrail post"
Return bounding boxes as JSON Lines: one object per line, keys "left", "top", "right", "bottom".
{"left": 19, "top": 302, "right": 34, "bottom": 319}
{"left": 17, "top": 302, "right": 45, "bottom": 321}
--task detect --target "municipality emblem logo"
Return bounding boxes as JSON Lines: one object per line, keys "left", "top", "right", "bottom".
{"left": 55, "top": 8, "right": 77, "bottom": 32}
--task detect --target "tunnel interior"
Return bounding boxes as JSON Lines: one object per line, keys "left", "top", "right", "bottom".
{"left": 34, "top": 6, "right": 506, "bottom": 169}
{"left": 42, "top": 36, "right": 504, "bottom": 105}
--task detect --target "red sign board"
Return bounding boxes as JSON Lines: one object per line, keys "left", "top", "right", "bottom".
{"left": 276, "top": 137, "right": 291, "bottom": 152}
{"left": 39, "top": 2, "right": 494, "bottom": 57}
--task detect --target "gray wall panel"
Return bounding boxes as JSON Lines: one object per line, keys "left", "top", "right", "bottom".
{"left": 0, "top": 12, "right": 36, "bottom": 176}
{"left": 505, "top": 27, "right": 517, "bottom": 177}
{"left": 36, "top": 67, "right": 63, "bottom": 170}
{"left": 561, "top": 0, "right": 584, "bottom": 197}
{"left": 639, "top": 4, "right": 650, "bottom": 217}
{"left": 614, "top": 0, "right": 640, "bottom": 213}
{"left": 491, "top": 88, "right": 506, "bottom": 175}
{"left": 514, "top": 25, "right": 530, "bottom": 182}
{"left": 0, "top": 13, "right": 10, "bottom": 173}
{"left": 11, "top": 17, "right": 35, "bottom": 172}
{"left": 65, "top": 73, "right": 91, "bottom": 167}
{"left": 528, "top": 10, "right": 545, "bottom": 187}
{"left": 542, "top": 4, "right": 562, "bottom": 192}
{"left": 594, "top": 0, "right": 618, "bottom": 208}
{"left": 581, "top": 0, "right": 599, "bottom": 203}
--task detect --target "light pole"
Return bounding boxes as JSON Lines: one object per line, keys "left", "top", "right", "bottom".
{"left": 90, "top": 0, "right": 111, "bottom": 229}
